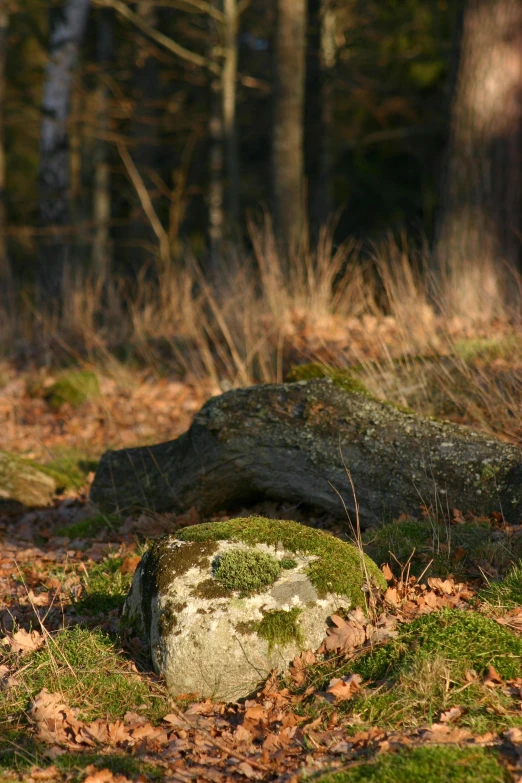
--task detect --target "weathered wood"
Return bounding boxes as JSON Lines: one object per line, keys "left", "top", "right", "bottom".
{"left": 90, "top": 379, "right": 522, "bottom": 526}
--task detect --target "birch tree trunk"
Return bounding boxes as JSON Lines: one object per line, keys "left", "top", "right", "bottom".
{"left": 0, "top": 4, "right": 9, "bottom": 286}
{"left": 433, "top": 0, "right": 522, "bottom": 312}
{"left": 272, "top": 0, "right": 307, "bottom": 248}
{"left": 38, "top": 0, "right": 90, "bottom": 301}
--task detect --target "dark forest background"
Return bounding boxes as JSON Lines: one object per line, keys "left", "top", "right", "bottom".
{"left": 1, "top": 0, "right": 521, "bottom": 373}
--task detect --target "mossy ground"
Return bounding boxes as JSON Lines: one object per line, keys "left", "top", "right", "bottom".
{"left": 178, "top": 517, "right": 386, "bottom": 609}
{"left": 362, "top": 516, "right": 522, "bottom": 580}
{"left": 75, "top": 554, "right": 134, "bottom": 614}
{"left": 313, "top": 746, "right": 509, "bottom": 783}
{"left": 1, "top": 626, "right": 167, "bottom": 727}
{"left": 43, "top": 370, "right": 101, "bottom": 411}
{"left": 480, "top": 562, "right": 522, "bottom": 610}
{"left": 288, "top": 609, "right": 522, "bottom": 735}
{"left": 55, "top": 512, "right": 122, "bottom": 539}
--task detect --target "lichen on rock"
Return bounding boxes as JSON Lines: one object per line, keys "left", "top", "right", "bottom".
{"left": 121, "top": 516, "right": 384, "bottom": 701}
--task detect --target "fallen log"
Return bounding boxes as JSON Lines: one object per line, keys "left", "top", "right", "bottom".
{"left": 90, "top": 378, "right": 522, "bottom": 526}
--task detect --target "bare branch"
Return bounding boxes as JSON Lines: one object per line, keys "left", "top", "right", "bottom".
{"left": 92, "top": 0, "right": 220, "bottom": 74}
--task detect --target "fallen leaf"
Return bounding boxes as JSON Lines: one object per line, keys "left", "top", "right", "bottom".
{"left": 3, "top": 628, "right": 44, "bottom": 655}
{"left": 324, "top": 614, "right": 366, "bottom": 652}
{"left": 325, "top": 674, "right": 363, "bottom": 701}
{"left": 119, "top": 555, "right": 140, "bottom": 575}
{"left": 439, "top": 706, "right": 463, "bottom": 723}
{"left": 382, "top": 563, "right": 394, "bottom": 581}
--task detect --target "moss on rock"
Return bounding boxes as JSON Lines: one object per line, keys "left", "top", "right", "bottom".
{"left": 286, "top": 363, "right": 371, "bottom": 396}
{"left": 178, "top": 516, "right": 386, "bottom": 608}
{"left": 256, "top": 607, "right": 303, "bottom": 650}
{"left": 213, "top": 548, "right": 281, "bottom": 595}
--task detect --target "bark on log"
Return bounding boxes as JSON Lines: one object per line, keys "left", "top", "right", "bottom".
{"left": 90, "top": 379, "right": 522, "bottom": 526}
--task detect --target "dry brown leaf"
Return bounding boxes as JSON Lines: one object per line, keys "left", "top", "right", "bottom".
{"left": 484, "top": 665, "right": 503, "bottom": 687}
{"left": 324, "top": 614, "right": 366, "bottom": 652}
{"left": 29, "top": 688, "right": 80, "bottom": 745}
{"left": 325, "top": 674, "right": 363, "bottom": 701}
{"left": 83, "top": 767, "right": 131, "bottom": 783}
{"left": 289, "top": 649, "right": 316, "bottom": 685}
{"left": 119, "top": 555, "right": 140, "bottom": 575}
{"left": 439, "top": 706, "right": 463, "bottom": 723}
{"left": 29, "top": 766, "right": 60, "bottom": 780}
{"left": 244, "top": 704, "right": 268, "bottom": 724}
{"left": 385, "top": 587, "right": 399, "bottom": 605}
{"left": 3, "top": 628, "right": 44, "bottom": 655}
{"left": 382, "top": 563, "right": 394, "bottom": 581}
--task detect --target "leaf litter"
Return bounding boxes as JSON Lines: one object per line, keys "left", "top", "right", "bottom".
{"left": 1, "top": 364, "right": 522, "bottom": 781}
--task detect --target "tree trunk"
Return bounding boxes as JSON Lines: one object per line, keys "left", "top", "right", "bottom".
{"left": 272, "top": 0, "right": 307, "bottom": 248}
{"left": 222, "top": 0, "right": 239, "bottom": 231}
{"left": 0, "top": 4, "right": 9, "bottom": 287}
{"left": 129, "top": 0, "right": 161, "bottom": 274}
{"left": 306, "top": 0, "right": 336, "bottom": 234}
{"left": 38, "top": 0, "right": 90, "bottom": 301}
{"left": 92, "top": 8, "right": 113, "bottom": 276}
{"left": 90, "top": 379, "right": 522, "bottom": 526}
{"left": 208, "top": 5, "right": 224, "bottom": 273}
{"left": 433, "top": 0, "right": 522, "bottom": 311}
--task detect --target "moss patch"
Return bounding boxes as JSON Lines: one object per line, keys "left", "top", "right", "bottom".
{"left": 352, "top": 609, "right": 522, "bottom": 682}
{"left": 177, "top": 517, "right": 386, "bottom": 609}
{"left": 76, "top": 555, "right": 133, "bottom": 614}
{"left": 481, "top": 562, "right": 522, "bottom": 609}
{"left": 362, "top": 516, "right": 522, "bottom": 580}
{"left": 213, "top": 548, "right": 281, "bottom": 595}
{"left": 191, "top": 578, "right": 231, "bottom": 599}
{"left": 286, "top": 363, "right": 371, "bottom": 396}
{"left": 44, "top": 370, "right": 100, "bottom": 411}
{"left": 280, "top": 558, "right": 298, "bottom": 569}
{"left": 256, "top": 607, "right": 303, "bottom": 651}
{"left": 2, "top": 626, "right": 166, "bottom": 724}
{"left": 315, "top": 746, "right": 508, "bottom": 783}
{"left": 56, "top": 512, "right": 122, "bottom": 539}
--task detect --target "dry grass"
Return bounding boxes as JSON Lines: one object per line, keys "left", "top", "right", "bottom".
{"left": 3, "top": 223, "right": 522, "bottom": 443}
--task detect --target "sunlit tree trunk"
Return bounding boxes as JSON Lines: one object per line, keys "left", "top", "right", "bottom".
{"left": 433, "top": 0, "right": 522, "bottom": 311}
{"left": 0, "top": 4, "right": 9, "bottom": 286}
{"left": 272, "top": 0, "right": 307, "bottom": 248}
{"left": 222, "top": 0, "right": 239, "bottom": 230}
{"left": 38, "top": 0, "right": 90, "bottom": 301}
{"left": 92, "top": 8, "right": 113, "bottom": 276}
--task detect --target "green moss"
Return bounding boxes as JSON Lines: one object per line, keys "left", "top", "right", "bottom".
{"left": 280, "top": 558, "right": 298, "bottom": 569}
{"left": 2, "top": 626, "right": 166, "bottom": 724}
{"left": 481, "top": 562, "right": 522, "bottom": 609}
{"left": 44, "top": 370, "right": 100, "bottom": 411}
{"left": 191, "top": 578, "right": 231, "bottom": 599}
{"left": 213, "top": 548, "right": 281, "bottom": 595}
{"left": 256, "top": 607, "right": 303, "bottom": 650}
{"left": 55, "top": 512, "right": 122, "bottom": 539}
{"left": 362, "top": 516, "right": 520, "bottom": 580}
{"left": 315, "top": 746, "right": 508, "bottom": 783}
{"left": 76, "top": 555, "right": 133, "bottom": 614}
{"left": 178, "top": 517, "right": 386, "bottom": 610}
{"left": 353, "top": 609, "right": 522, "bottom": 682}
{"left": 286, "top": 363, "right": 371, "bottom": 396}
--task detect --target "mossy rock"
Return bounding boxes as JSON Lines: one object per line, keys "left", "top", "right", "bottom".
{"left": 122, "top": 517, "right": 385, "bottom": 701}
{"left": 314, "top": 746, "right": 509, "bottom": 783}
{"left": 44, "top": 370, "right": 100, "bottom": 411}
{"left": 0, "top": 450, "right": 60, "bottom": 506}
{"left": 286, "top": 363, "right": 371, "bottom": 396}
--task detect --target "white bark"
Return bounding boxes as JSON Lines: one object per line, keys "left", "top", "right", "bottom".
{"left": 38, "top": 0, "right": 90, "bottom": 299}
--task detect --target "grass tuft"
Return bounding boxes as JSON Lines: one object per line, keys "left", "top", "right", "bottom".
{"left": 315, "top": 746, "right": 509, "bottom": 783}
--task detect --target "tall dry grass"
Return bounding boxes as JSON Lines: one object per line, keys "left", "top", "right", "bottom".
{"left": 3, "top": 221, "right": 522, "bottom": 443}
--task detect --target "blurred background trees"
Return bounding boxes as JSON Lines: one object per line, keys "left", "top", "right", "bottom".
{"left": 3, "top": 0, "right": 522, "bottom": 311}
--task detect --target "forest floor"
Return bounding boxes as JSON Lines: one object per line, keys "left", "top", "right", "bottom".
{"left": 1, "top": 313, "right": 522, "bottom": 783}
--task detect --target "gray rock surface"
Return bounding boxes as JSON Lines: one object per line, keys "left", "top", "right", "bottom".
{"left": 122, "top": 519, "right": 381, "bottom": 701}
